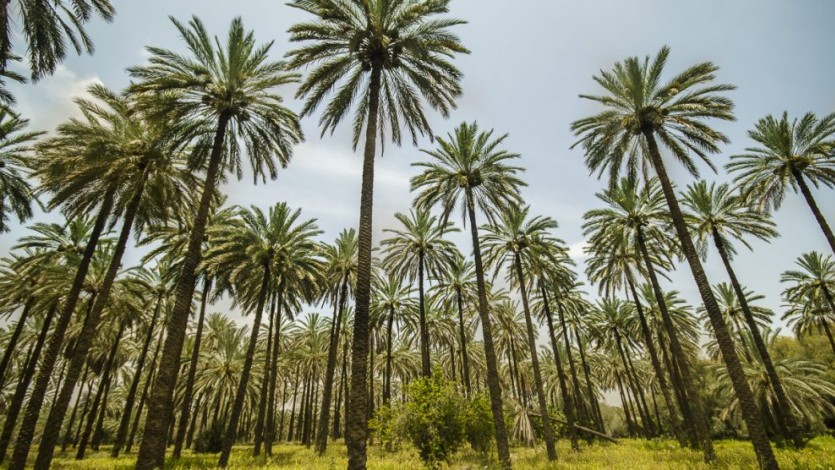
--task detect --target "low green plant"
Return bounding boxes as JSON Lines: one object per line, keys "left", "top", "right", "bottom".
{"left": 369, "top": 402, "right": 405, "bottom": 452}
{"left": 463, "top": 392, "right": 494, "bottom": 454}
{"left": 193, "top": 420, "right": 225, "bottom": 453}
{"left": 402, "top": 372, "right": 466, "bottom": 468}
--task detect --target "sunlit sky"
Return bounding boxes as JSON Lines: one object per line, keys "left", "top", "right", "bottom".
{"left": 3, "top": 1, "right": 835, "bottom": 341}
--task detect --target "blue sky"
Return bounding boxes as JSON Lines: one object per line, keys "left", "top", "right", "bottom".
{"left": 3, "top": 0, "right": 835, "bottom": 338}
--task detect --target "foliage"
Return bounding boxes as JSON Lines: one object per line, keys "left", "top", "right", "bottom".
{"left": 463, "top": 392, "right": 494, "bottom": 454}
{"left": 369, "top": 403, "right": 405, "bottom": 452}
{"left": 193, "top": 420, "right": 225, "bottom": 454}
{"left": 401, "top": 373, "right": 467, "bottom": 468}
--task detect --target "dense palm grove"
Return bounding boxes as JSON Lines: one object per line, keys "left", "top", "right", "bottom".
{"left": 0, "top": 1, "right": 834, "bottom": 470}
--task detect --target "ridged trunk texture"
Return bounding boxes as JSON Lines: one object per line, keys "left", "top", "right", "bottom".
{"left": 253, "top": 292, "right": 275, "bottom": 456}
{"left": 265, "top": 289, "right": 284, "bottom": 454}
{"left": 455, "top": 287, "right": 472, "bottom": 396}
{"left": 418, "top": 251, "right": 431, "bottom": 376}
{"left": 0, "top": 299, "right": 32, "bottom": 391}
{"left": 643, "top": 128, "right": 777, "bottom": 469}
{"left": 316, "top": 273, "right": 349, "bottom": 455}
{"left": 540, "top": 284, "right": 578, "bottom": 450}
{"left": 135, "top": 112, "right": 230, "bottom": 470}
{"left": 345, "top": 65, "right": 381, "bottom": 470}
{"left": 465, "top": 187, "right": 511, "bottom": 469}
{"left": 8, "top": 188, "right": 115, "bottom": 470}
{"left": 792, "top": 169, "right": 835, "bottom": 256}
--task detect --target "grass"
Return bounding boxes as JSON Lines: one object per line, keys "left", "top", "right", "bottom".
{"left": 34, "top": 436, "right": 835, "bottom": 469}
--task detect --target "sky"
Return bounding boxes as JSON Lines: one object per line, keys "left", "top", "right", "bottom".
{"left": 3, "top": 0, "right": 835, "bottom": 341}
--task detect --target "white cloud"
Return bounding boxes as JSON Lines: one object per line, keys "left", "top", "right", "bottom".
{"left": 11, "top": 65, "right": 102, "bottom": 133}
{"left": 568, "top": 239, "right": 589, "bottom": 260}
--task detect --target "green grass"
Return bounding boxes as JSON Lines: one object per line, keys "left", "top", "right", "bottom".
{"left": 37, "top": 436, "right": 835, "bottom": 469}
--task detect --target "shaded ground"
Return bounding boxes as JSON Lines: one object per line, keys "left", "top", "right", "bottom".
{"left": 34, "top": 436, "right": 835, "bottom": 469}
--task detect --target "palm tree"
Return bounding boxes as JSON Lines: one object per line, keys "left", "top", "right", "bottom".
{"left": 0, "top": 0, "right": 115, "bottom": 79}
{"left": 412, "top": 122, "right": 525, "bottom": 469}
{"left": 206, "top": 203, "right": 322, "bottom": 467}
{"left": 381, "top": 209, "right": 458, "bottom": 377}
{"left": 0, "top": 111, "right": 42, "bottom": 232}
{"left": 481, "top": 205, "right": 561, "bottom": 460}
{"left": 727, "top": 112, "right": 835, "bottom": 255}
{"left": 781, "top": 251, "right": 835, "bottom": 355}
{"left": 370, "top": 273, "right": 415, "bottom": 404}
{"left": 286, "top": 2, "right": 468, "bottom": 465}
{"left": 782, "top": 293, "right": 835, "bottom": 355}
{"left": 700, "top": 283, "right": 772, "bottom": 361}
{"left": 571, "top": 47, "right": 777, "bottom": 468}
{"left": 127, "top": 16, "right": 303, "bottom": 469}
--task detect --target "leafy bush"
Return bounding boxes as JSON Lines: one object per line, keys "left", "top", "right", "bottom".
{"left": 193, "top": 420, "right": 225, "bottom": 453}
{"left": 464, "top": 392, "right": 494, "bottom": 454}
{"left": 369, "top": 403, "right": 405, "bottom": 452}
{"left": 402, "top": 373, "right": 466, "bottom": 468}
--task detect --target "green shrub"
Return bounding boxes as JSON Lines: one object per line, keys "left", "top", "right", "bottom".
{"left": 193, "top": 420, "right": 225, "bottom": 453}
{"left": 464, "top": 392, "right": 494, "bottom": 454}
{"left": 402, "top": 373, "right": 466, "bottom": 468}
{"left": 369, "top": 403, "right": 405, "bottom": 451}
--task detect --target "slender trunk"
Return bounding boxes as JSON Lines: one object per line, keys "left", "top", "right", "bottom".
{"left": 253, "top": 292, "right": 275, "bottom": 456}
{"left": 279, "top": 379, "right": 289, "bottom": 442}
{"left": 620, "top": 335, "right": 655, "bottom": 437}
{"left": 8, "top": 189, "right": 115, "bottom": 470}
{"left": 173, "top": 276, "right": 212, "bottom": 458}
{"left": 0, "top": 304, "right": 57, "bottom": 463}
{"left": 91, "top": 371, "right": 113, "bottom": 450}
{"left": 265, "top": 291, "right": 282, "bottom": 455}
{"left": 626, "top": 274, "right": 683, "bottom": 445}
{"left": 822, "top": 321, "right": 835, "bottom": 356}
{"left": 127, "top": 324, "right": 165, "bottom": 454}
{"left": 643, "top": 128, "right": 777, "bottom": 469}
{"left": 367, "top": 336, "right": 375, "bottom": 423}
{"left": 383, "top": 306, "right": 394, "bottom": 404}
{"left": 136, "top": 111, "right": 231, "bottom": 470}
{"left": 541, "top": 284, "right": 578, "bottom": 450}
{"left": 792, "top": 169, "right": 835, "bottom": 255}
{"left": 554, "top": 296, "right": 587, "bottom": 428}
{"left": 76, "top": 322, "right": 126, "bottom": 460}
{"left": 113, "top": 291, "right": 165, "bottom": 457}
{"left": 218, "top": 264, "right": 270, "bottom": 467}
{"left": 316, "top": 274, "right": 349, "bottom": 455}
{"left": 334, "top": 334, "right": 349, "bottom": 438}
{"left": 345, "top": 65, "right": 381, "bottom": 470}
{"left": 455, "top": 287, "right": 472, "bottom": 396}
{"left": 418, "top": 251, "right": 431, "bottom": 376}
{"left": 465, "top": 187, "right": 511, "bottom": 469}
{"left": 514, "top": 255, "right": 556, "bottom": 459}
{"left": 288, "top": 367, "right": 299, "bottom": 442}
{"left": 615, "top": 370, "right": 636, "bottom": 437}
{"left": 574, "top": 324, "right": 604, "bottom": 433}
{"left": 62, "top": 362, "right": 90, "bottom": 452}
{"left": 0, "top": 299, "right": 32, "bottom": 390}
{"left": 712, "top": 229, "right": 803, "bottom": 447}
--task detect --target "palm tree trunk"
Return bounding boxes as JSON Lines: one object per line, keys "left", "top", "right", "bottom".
{"left": 36, "top": 175, "right": 147, "bottom": 469}
{"left": 455, "top": 287, "right": 472, "bottom": 396}
{"left": 465, "top": 186, "right": 511, "bottom": 469}
{"left": 136, "top": 111, "right": 231, "bottom": 470}
{"left": 573, "top": 323, "right": 604, "bottom": 433}
{"left": 334, "top": 335, "right": 349, "bottom": 438}
{"left": 712, "top": 228, "right": 803, "bottom": 447}
{"left": 7, "top": 188, "right": 115, "bottom": 470}
{"left": 626, "top": 274, "right": 682, "bottom": 443}
{"left": 346, "top": 64, "right": 381, "bottom": 470}
{"left": 280, "top": 379, "right": 289, "bottom": 442}
{"left": 0, "top": 299, "right": 32, "bottom": 391}
{"left": 621, "top": 337, "right": 656, "bottom": 437}
{"left": 821, "top": 320, "right": 835, "bottom": 356}
{"left": 265, "top": 289, "right": 283, "bottom": 455}
{"left": 643, "top": 128, "right": 777, "bottom": 469}
{"left": 218, "top": 264, "right": 270, "bottom": 467}
{"left": 253, "top": 292, "right": 275, "bottom": 457}
{"left": 127, "top": 321, "right": 166, "bottom": 454}
{"left": 554, "top": 296, "right": 589, "bottom": 427}
{"left": 418, "top": 251, "right": 431, "bottom": 376}
{"left": 614, "top": 332, "right": 651, "bottom": 437}
{"left": 540, "top": 284, "right": 578, "bottom": 450}
{"left": 514, "top": 254, "right": 556, "bottom": 460}
{"left": 316, "top": 273, "right": 349, "bottom": 455}
{"left": 91, "top": 371, "right": 113, "bottom": 450}
{"left": 62, "top": 362, "right": 90, "bottom": 453}
{"left": 615, "top": 369, "right": 636, "bottom": 437}
{"left": 113, "top": 291, "right": 165, "bottom": 457}
{"left": 288, "top": 367, "right": 300, "bottom": 442}
{"left": 173, "top": 276, "right": 212, "bottom": 458}
{"left": 0, "top": 304, "right": 57, "bottom": 463}
{"left": 384, "top": 305, "right": 395, "bottom": 404}
{"left": 76, "top": 322, "right": 126, "bottom": 460}
{"left": 635, "top": 227, "right": 711, "bottom": 454}
{"left": 791, "top": 168, "right": 835, "bottom": 255}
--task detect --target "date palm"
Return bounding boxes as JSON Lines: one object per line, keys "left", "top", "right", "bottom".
{"left": 0, "top": 0, "right": 115, "bottom": 80}
{"left": 206, "top": 203, "right": 322, "bottom": 467}
{"left": 381, "top": 209, "right": 457, "bottom": 377}
{"left": 681, "top": 180, "right": 801, "bottom": 446}
{"left": 781, "top": 251, "right": 835, "bottom": 355}
{"left": 727, "top": 112, "right": 835, "bottom": 255}
{"left": 699, "top": 283, "right": 772, "bottom": 361}
{"left": 571, "top": 47, "right": 777, "bottom": 468}
{"left": 412, "top": 122, "right": 525, "bottom": 469}
{"left": 127, "top": 16, "right": 303, "bottom": 469}
{"left": 481, "top": 204, "right": 561, "bottom": 460}
{"left": 782, "top": 292, "right": 835, "bottom": 356}
{"left": 371, "top": 273, "right": 415, "bottom": 404}
{"left": 286, "top": 2, "right": 467, "bottom": 464}
{"left": 0, "top": 111, "right": 42, "bottom": 232}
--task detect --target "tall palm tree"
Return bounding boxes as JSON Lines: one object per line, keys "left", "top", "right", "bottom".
{"left": 781, "top": 251, "right": 835, "bottom": 355}
{"left": 727, "top": 112, "right": 835, "bottom": 255}
{"left": 0, "top": 0, "right": 115, "bottom": 79}
{"left": 481, "top": 205, "right": 562, "bottom": 460}
{"left": 0, "top": 110, "right": 42, "bottom": 232}
{"left": 371, "top": 273, "right": 415, "bottom": 404}
{"left": 381, "top": 209, "right": 458, "bottom": 376}
{"left": 206, "top": 203, "right": 322, "bottom": 467}
{"left": 286, "top": 2, "right": 467, "bottom": 465}
{"left": 571, "top": 47, "right": 777, "bottom": 468}
{"left": 412, "top": 122, "right": 525, "bottom": 469}
{"left": 127, "top": 16, "right": 303, "bottom": 469}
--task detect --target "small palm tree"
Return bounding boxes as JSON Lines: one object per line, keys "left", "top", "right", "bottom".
{"left": 0, "top": 0, "right": 115, "bottom": 80}
{"left": 571, "top": 47, "right": 776, "bottom": 468}
{"left": 128, "top": 16, "right": 303, "bottom": 470}
{"left": 412, "top": 122, "right": 525, "bottom": 469}
{"left": 0, "top": 111, "right": 42, "bottom": 232}
{"left": 286, "top": 3, "right": 468, "bottom": 464}
{"left": 781, "top": 251, "right": 835, "bottom": 355}
{"left": 381, "top": 209, "right": 458, "bottom": 377}
{"left": 727, "top": 112, "right": 835, "bottom": 255}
